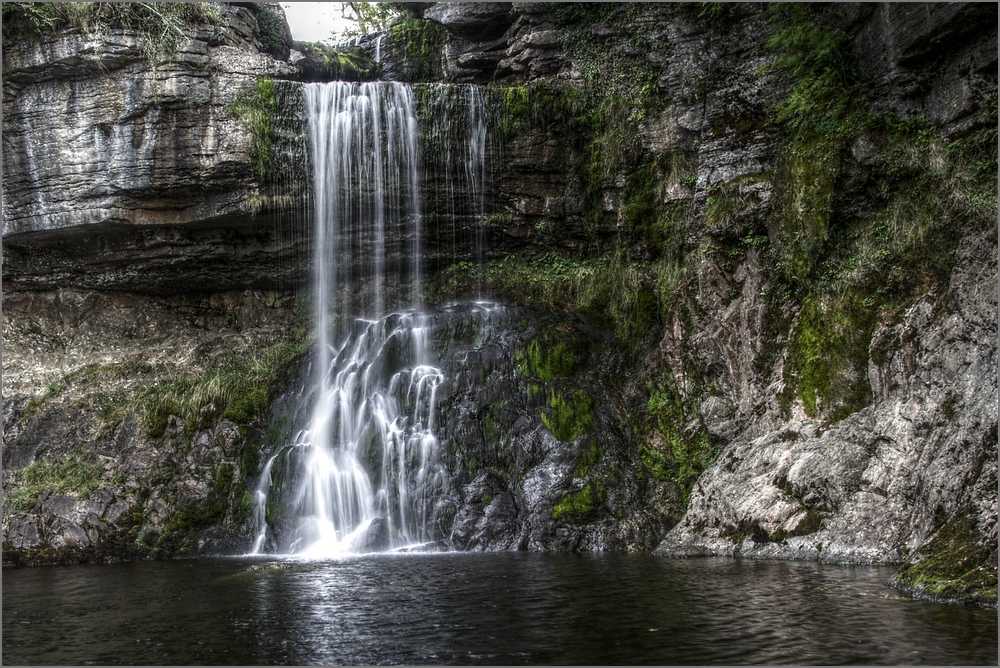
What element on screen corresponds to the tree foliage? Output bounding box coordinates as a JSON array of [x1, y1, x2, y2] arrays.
[[338, 2, 398, 39]]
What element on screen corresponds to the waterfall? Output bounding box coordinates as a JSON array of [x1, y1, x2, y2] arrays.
[[250, 81, 489, 556]]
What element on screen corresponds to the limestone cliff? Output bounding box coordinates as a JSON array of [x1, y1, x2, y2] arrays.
[[2, 1, 996, 605]]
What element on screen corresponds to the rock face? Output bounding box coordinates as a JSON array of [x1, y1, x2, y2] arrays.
[[2, 288, 301, 564], [0, 3, 373, 293], [2, 1, 997, 605], [655, 230, 999, 607], [429, 305, 682, 552]]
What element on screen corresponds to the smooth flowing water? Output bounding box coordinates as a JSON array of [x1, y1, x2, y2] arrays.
[[3, 554, 996, 665], [251, 82, 490, 556]]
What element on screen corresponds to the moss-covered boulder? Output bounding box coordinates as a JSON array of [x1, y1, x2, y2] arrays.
[[291, 41, 380, 82]]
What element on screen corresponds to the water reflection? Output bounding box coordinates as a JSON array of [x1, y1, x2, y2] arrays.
[[3, 554, 996, 665]]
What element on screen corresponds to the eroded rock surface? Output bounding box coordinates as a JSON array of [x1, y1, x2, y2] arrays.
[[655, 231, 997, 569]]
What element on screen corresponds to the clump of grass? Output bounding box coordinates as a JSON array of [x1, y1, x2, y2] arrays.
[[21, 380, 68, 421], [4, 450, 113, 513], [462, 250, 663, 354], [100, 336, 310, 438], [2, 2, 222, 59]]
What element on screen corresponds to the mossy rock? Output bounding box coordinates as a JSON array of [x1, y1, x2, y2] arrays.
[[891, 509, 998, 607], [552, 480, 606, 524], [292, 41, 380, 82]]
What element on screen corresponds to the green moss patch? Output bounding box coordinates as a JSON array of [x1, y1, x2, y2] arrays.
[[892, 509, 998, 606], [516, 337, 575, 381], [646, 378, 721, 502], [390, 18, 445, 81], [541, 389, 594, 443], [552, 480, 606, 523], [785, 292, 874, 420]]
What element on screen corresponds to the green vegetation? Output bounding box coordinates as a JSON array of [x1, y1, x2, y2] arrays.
[[4, 450, 114, 513], [444, 251, 670, 354], [761, 4, 996, 421], [892, 509, 998, 606], [785, 293, 875, 420], [255, 5, 286, 54], [764, 3, 865, 282], [1, 2, 221, 59], [646, 379, 721, 502], [294, 41, 380, 81], [227, 78, 277, 182], [21, 380, 69, 421], [540, 389, 594, 443], [638, 440, 672, 481], [552, 480, 606, 523], [390, 18, 445, 80], [515, 337, 575, 381], [553, 3, 661, 104], [100, 335, 310, 438]]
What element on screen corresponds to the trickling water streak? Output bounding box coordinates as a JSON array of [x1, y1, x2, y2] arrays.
[[419, 85, 489, 295]]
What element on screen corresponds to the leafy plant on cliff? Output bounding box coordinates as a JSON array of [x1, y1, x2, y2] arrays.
[[646, 379, 721, 503], [759, 4, 999, 422], [553, 2, 661, 105], [227, 78, 277, 182], [783, 292, 875, 420]]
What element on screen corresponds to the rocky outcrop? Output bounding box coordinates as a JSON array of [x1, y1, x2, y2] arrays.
[[0, 3, 372, 293], [2, 288, 301, 564], [433, 306, 682, 551], [656, 230, 997, 560]]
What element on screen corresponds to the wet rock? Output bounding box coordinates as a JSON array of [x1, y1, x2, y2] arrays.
[[449, 473, 520, 550], [362, 517, 390, 552]]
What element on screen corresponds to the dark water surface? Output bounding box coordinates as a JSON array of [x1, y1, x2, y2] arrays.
[[3, 553, 996, 665]]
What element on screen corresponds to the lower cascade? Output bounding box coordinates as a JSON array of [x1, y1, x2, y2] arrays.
[[252, 310, 450, 555], [250, 80, 488, 556]]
